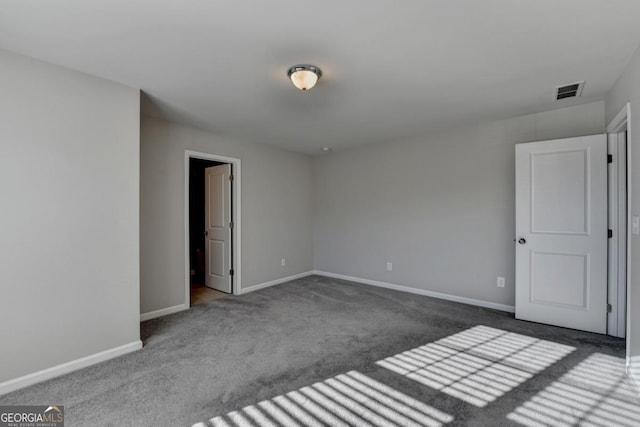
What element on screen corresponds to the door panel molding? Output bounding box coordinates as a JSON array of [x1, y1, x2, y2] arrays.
[[529, 148, 590, 235], [208, 239, 226, 278], [529, 250, 589, 310]]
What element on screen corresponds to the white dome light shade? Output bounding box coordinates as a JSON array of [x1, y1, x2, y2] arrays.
[[287, 65, 322, 91], [290, 70, 318, 90]]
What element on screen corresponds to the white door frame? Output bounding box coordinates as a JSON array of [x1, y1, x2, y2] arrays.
[[606, 102, 631, 341], [184, 150, 242, 307]]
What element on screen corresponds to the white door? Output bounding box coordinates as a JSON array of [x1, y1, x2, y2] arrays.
[[515, 135, 607, 334], [205, 164, 232, 293]]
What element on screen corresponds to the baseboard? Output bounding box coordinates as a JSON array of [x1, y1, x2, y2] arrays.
[[142, 273, 315, 319], [312, 270, 515, 313], [140, 304, 188, 321], [0, 340, 142, 396], [240, 271, 314, 294], [629, 356, 640, 395]]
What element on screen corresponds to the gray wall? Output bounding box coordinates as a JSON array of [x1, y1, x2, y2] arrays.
[[140, 117, 313, 314], [313, 101, 605, 307], [606, 44, 640, 363], [0, 50, 140, 383]]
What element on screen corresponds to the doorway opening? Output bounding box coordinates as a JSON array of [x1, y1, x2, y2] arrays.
[[189, 157, 226, 305], [607, 102, 631, 340], [184, 151, 242, 308]]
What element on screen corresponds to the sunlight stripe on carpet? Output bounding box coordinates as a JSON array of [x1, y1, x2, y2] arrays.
[[376, 325, 575, 408], [197, 371, 453, 427]]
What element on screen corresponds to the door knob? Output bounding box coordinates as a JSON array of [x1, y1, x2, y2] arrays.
[[204, 230, 208, 237], [518, 238, 526, 245]]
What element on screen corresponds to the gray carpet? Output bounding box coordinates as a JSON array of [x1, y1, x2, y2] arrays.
[[1, 275, 637, 426]]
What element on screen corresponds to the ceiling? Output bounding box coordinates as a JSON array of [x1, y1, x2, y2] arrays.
[[2, 1, 640, 154]]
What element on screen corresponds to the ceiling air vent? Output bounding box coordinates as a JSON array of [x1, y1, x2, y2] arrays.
[[555, 81, 585, 100]]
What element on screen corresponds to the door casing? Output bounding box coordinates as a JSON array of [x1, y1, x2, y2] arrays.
[[607, 130, 627, 338], [606, 102, 632, 343], [184, 150, 242, 307]]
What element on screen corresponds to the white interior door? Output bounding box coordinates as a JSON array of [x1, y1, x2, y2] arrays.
[[205, 164, 232, 293], [515, 135, 607, 334]]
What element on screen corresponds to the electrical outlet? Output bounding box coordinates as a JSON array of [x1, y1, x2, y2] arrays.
[[497, 277, 505, 288], [633, 216, 640, 235], [386, 262, 393, 271], [281, 258, 286, 266]]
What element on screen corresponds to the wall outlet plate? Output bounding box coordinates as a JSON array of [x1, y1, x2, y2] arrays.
[[386, 262, 393, 271], [497, 277, 506, 288], [281, 258, 286, 266]]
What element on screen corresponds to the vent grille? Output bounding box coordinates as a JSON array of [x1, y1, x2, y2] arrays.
[[555, 81, 585, 100]]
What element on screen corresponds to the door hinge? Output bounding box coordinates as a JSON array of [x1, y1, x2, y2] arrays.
[[608, 154, 613, 164], [229, 174, 234, 181], [230, 269, 234, 276], [229, 222, 233, 229], [608, 229, 613, 238], [607, 303, 612, 313]]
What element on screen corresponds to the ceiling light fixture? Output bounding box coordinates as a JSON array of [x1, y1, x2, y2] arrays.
[[287, 65, 322, 91]]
